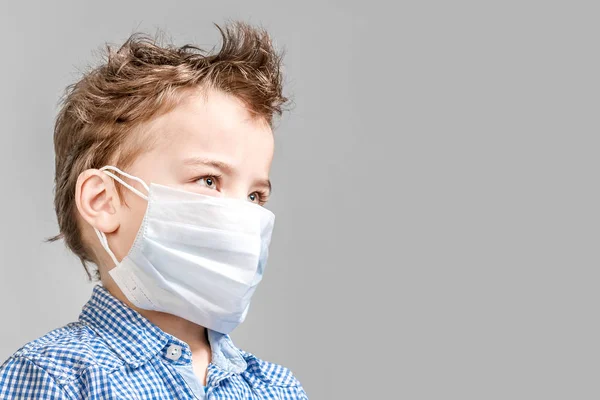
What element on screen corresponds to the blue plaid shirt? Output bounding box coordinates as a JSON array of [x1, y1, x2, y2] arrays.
[[0, 285, 307, 399]]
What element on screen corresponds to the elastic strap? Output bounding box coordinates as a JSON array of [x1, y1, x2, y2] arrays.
[[100, 166, 149, 201], [94, 228, 119, 267], [94, 165, 150, 266]]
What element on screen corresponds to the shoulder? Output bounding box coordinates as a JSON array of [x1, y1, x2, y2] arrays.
[[0, 356, 72, 399], [240, 350, 308, 397], [1, 322, 124, 386]]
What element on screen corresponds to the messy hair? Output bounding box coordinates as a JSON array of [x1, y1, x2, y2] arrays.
[[50, 21, 288, 279]]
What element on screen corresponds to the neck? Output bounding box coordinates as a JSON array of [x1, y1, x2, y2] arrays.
[[142, 310, 210, 351], [102, 279, 211, 352]]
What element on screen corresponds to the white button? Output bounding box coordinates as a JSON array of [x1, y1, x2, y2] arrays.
[[166, 344, 182, 361]]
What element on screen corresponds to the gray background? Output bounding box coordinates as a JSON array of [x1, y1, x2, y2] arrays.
[[0, 1, 597, 399]]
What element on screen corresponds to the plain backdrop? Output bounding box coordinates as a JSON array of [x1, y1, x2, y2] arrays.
[[0, 1, 598, 399]]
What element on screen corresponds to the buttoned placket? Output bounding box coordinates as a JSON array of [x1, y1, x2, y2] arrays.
[[161, 339, 241, 400], [161, 339, 202, 399]]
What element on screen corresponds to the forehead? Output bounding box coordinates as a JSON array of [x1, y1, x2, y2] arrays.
[[144, 88, 275, 169]]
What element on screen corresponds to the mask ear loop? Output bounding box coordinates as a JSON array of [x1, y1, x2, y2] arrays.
[[94, 228, 119, 267], [93, 166, 150, 267], [99, 166, 149, 201]]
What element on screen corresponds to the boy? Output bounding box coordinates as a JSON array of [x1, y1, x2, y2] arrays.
[[0, 21, 307, 399]]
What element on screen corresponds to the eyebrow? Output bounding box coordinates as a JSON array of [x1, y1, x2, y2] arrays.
[[254, 178, 272, 196], [183, 157, 235, 174], [183, 156, 272, 195]]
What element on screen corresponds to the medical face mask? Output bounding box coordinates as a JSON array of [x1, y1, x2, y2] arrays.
[[93, 166, 275, 334]]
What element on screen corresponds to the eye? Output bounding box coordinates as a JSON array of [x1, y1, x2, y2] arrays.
[[248, 191, 268, 205], [195, 176, 218, 190]]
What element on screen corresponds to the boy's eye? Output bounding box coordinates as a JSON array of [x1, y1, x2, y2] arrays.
[[196, 176, 218, 190], [248, 192, 267, 205]]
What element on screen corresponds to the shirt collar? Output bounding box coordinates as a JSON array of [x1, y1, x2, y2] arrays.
[[79, 285, 247, 374]]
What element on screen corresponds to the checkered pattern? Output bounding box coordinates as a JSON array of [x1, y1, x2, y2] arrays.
[[0, 285, 308, 399]]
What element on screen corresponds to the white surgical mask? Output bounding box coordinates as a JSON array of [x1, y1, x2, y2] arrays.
[[93, 166, 275, 334]]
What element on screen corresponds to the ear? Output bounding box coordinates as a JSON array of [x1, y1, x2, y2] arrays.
[[75, 169, 121, 234]]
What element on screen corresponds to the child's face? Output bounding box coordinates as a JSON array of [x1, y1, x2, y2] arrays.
[[98, 89, 275, 267]]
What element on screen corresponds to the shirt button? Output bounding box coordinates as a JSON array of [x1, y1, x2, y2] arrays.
[[165, 344, 182, 361]]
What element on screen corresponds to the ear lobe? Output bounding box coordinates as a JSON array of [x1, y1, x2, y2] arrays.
[[75, 169, 121, 234]]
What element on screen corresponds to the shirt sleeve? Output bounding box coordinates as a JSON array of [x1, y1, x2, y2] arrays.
[[0, 356, 71, 400]]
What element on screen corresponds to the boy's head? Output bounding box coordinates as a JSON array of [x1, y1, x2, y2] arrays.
[[51, 22, 287, 281]]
